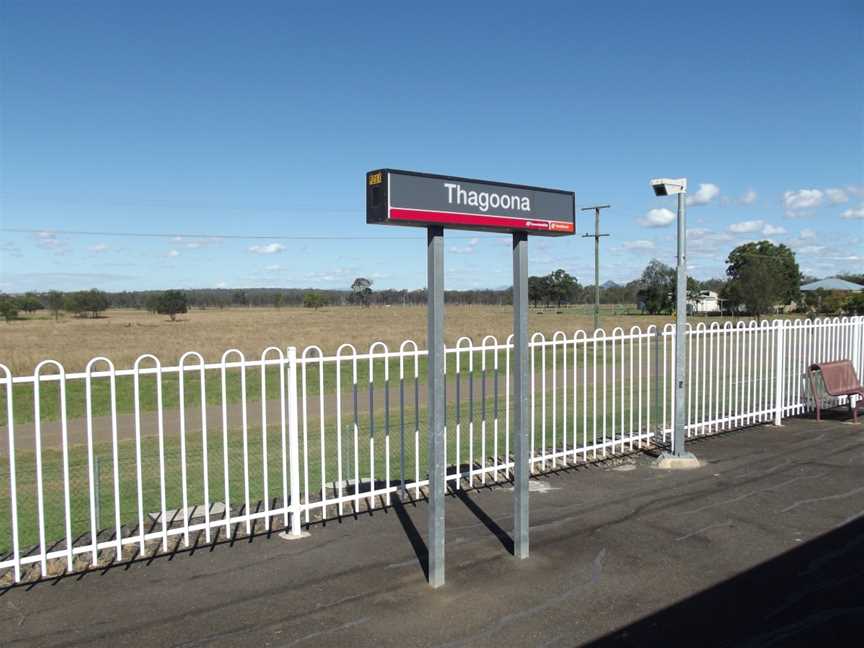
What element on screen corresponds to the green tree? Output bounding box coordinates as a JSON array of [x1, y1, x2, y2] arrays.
[[143, 293, 161, 314], [350, 277, 373, 307], [843, 293, 864, 315], [546, 269, 580, 308], [820, 290, 848, 315], [65, 289, 110, 318], [303, 292, 326, 310], [0, 295, 18, 323], [156, 290, 189, 321], [636, 260, 675, 314], [15, 292, 43, 314], [45, 290, 65, 321], [725, 241, 800, 318], [528, 276, 550, 308], [273, 293, 284, 309]]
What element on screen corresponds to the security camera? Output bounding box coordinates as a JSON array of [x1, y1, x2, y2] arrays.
[[650, 178, 687, 196]]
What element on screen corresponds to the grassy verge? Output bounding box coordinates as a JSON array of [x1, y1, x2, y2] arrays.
[[1, 340, 664, 425]]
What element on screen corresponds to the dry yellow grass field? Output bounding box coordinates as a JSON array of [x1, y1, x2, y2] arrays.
[[0, 305, 784, 374]]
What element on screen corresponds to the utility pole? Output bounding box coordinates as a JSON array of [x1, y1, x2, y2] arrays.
[[581, 205, 611, 332]]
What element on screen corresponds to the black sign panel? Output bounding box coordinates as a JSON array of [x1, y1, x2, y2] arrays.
[[367, 169, 575, 236]]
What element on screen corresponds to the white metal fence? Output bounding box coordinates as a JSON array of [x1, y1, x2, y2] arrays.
[[1, 316, 862, 583]]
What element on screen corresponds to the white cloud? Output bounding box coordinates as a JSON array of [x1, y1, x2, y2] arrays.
[[265, 264, 282, 271], [88, 243, 110, 253], [215, 281, 227, 288], [784, 189, 823, 210], [1, 241, 22, 257], [848, 185, 864, 198], [686, 183, 720, 207], [795, 244, 827, 255], [167, 249, 180, 257], [729, 220, 787, 236], [825, 188, 849, 204], [449, 237, 479, 254], [841, 205, 864, 220], [248, 242, 285, 255], [622, 240, 655, 250], [739, 189, 757, 205], [729, 220, 764, 234], [33, 230, 71, 255], [761, 224, 786, 235], [638, 208, 675, 228], [800, 228, 816, 239]]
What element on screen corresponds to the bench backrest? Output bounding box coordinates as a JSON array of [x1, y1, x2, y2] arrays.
[[809, 360, 862, 396]]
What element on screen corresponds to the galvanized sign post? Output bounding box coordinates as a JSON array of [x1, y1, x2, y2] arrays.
[[367, 169, 575, 587]]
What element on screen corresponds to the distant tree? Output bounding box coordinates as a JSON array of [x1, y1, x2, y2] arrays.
[[65, 289, 110, 318], [45, 290, 65, 321], [843, 293, 864, 315], [64, 293, 88, 318], [0, 295, 18, 323], [156, 290, 189, 321], [725, 241, 800, 318], [86, 289, 110, 318], [820, 290, 849, 315], [636, 260, 675, 314], [546, 269, 580, 308], [273, 293, 284, 309], [143, 293, 161, 314], [15, 292, 43, 314], [350, 277, 373, 307], [303, 292, 326, 310], [231, 290, 248, 306], [528, 276, 550, 308]]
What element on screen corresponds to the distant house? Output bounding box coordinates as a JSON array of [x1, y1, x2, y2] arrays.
[[800, 277, 864, 292], [687, 290, 723, 314]]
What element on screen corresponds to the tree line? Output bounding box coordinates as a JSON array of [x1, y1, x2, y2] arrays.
[[2, 240, 862, 322]]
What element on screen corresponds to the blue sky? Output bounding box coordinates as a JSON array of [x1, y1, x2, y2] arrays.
[[1, 0, 862, 293]]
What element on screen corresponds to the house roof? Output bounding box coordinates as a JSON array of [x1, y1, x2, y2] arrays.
[[800, 277, 864, 292]]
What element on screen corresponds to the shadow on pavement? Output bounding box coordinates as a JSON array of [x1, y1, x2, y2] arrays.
[[390, 495, 428, 580], [454, 488, 514, 555], [585, 515, 864, 647]]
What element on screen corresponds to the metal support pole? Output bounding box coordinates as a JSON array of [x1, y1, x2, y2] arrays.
[[672, 192, 693, 459], [512, 231, 529, 559], [427, 226, 446, 587]]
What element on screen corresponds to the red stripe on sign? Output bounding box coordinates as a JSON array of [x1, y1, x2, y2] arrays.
[[389, 208, 574, 233]]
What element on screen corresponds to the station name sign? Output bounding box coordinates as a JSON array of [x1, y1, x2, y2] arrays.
[[367, 169, 575, 236]]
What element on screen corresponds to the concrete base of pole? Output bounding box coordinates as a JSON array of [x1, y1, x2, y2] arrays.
[[654, 451, 702, 470], [278, 530, 311, 541]]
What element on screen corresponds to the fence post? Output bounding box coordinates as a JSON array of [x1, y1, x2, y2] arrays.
[[773, 321, 785, 426], [654, 328, 661, 442], [95, 456, 102, 533], [286, 346, 302, 537], [853, 317, 863, 379]]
